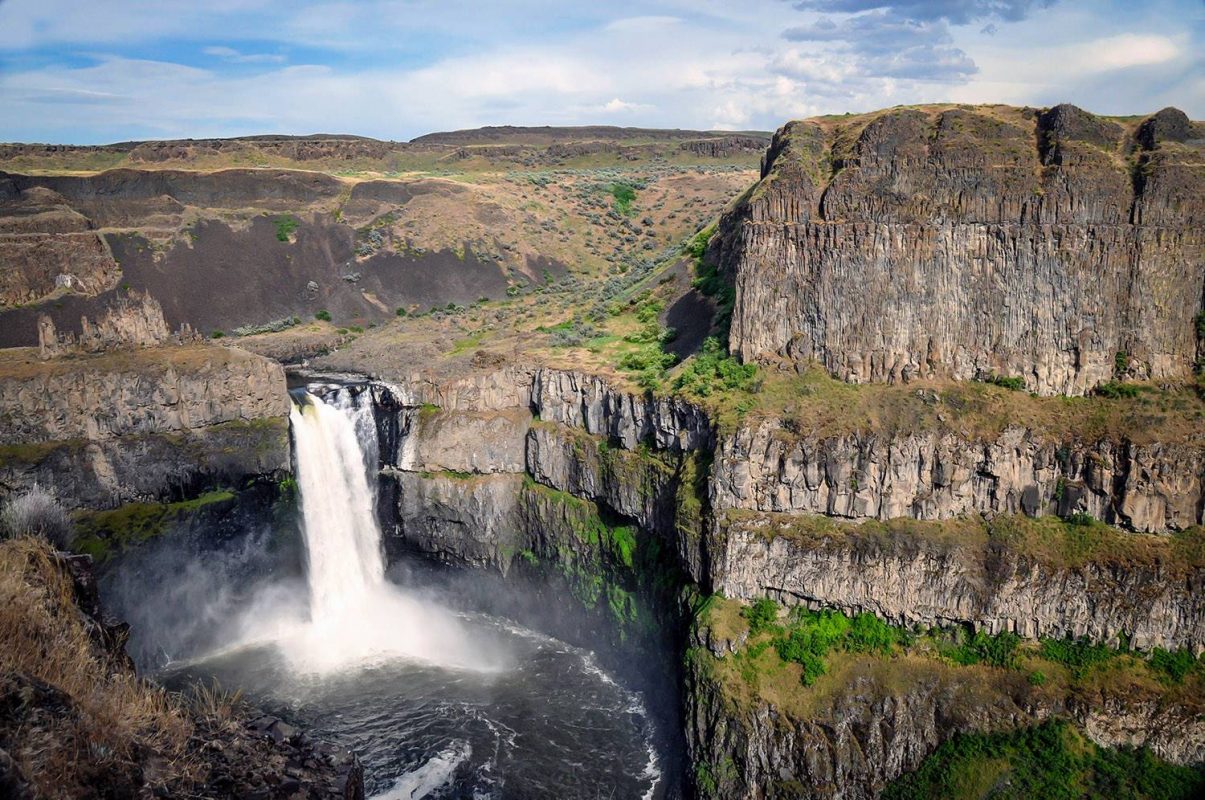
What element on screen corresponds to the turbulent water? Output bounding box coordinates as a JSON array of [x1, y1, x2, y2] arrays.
[[173, 385, 662, 799]]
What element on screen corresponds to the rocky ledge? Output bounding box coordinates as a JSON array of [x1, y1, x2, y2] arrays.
[[0, 343, 290, 507]]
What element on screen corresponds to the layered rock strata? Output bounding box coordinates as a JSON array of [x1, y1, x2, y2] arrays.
[[713, 422, 1204, 533], [716, 104, 1205, 395], [714, 512, 1205, 652], [0, 344, 289, 506]]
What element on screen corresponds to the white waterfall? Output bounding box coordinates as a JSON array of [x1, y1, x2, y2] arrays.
[[289, 390, 385, 622], [236, 385, 506, 676]]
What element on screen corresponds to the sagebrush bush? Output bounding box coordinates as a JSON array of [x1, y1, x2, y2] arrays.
[[1, 485, 73, 549]]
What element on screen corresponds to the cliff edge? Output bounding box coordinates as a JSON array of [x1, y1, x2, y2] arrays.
[[716, 104, 1204, 395]]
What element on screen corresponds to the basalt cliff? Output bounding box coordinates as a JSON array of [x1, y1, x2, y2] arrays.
[[714, 104, 1204, 396], [1, 108, 1203, 799]]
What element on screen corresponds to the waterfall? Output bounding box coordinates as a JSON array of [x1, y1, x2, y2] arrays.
[[238, 384, 506, 676], [289, 389, 385, 622]]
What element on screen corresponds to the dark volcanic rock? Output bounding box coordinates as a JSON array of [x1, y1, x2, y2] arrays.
[[716, 104, 1205, 395]]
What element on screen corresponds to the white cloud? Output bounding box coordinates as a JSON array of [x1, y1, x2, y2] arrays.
[[0, 0, 1199, 143], [599, 98, 652, 112], [203, 45, 285, 64]]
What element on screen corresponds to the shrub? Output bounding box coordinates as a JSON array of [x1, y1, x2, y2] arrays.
[[1114, 351, 1129, 376], [685, 224, 716, 260], [274, 215, 299, 242], [610, 182, 637, 214], [846, 612, 904, 654], [0, 485, 73, 549], [774, 610, 851, 686], [674, 337, 758, 397], [315, 310, 332, 322], [1149, 648, 1200, 684], [950, 629, 1021, 669], [210, 330, 224, 339], [396, 307, 407, 317], [1095, 381, 1143, 399], [979, 373, 1026, 391], [1039, 636, 1116, 676], [742, 598, 779, 636]]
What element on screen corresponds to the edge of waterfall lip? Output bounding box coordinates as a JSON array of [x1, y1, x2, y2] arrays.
[[286, 366, 375, 390]]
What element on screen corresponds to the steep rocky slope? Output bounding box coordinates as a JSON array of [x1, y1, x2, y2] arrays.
[[715, 104, 1204, 395], [318, 348, 1203, 798], [0, 536, 362, 799]]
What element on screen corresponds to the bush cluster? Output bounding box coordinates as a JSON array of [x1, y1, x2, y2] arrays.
[[673, 337, 758, 397], [0, 485, 73, 549]]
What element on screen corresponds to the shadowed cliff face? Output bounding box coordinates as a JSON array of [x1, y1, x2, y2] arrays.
[[717, 104, 1205, 396]]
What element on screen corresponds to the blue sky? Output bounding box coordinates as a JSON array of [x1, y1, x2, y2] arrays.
[[0, 0, 1201, 143]]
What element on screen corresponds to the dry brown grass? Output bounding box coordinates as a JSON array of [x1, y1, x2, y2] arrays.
[[0, 536, 195, 797]]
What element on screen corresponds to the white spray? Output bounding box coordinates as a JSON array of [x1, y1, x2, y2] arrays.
[[234, 387, 507, 676]]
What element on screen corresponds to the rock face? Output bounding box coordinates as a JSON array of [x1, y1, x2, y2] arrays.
[[343, 359, 1205, 799], [714, 515, 1205, 652], [713, 422, 1204, 534], [716, 105, 1205, 395], [686, 646, 1205, 800], [0, 344, 289, 506]]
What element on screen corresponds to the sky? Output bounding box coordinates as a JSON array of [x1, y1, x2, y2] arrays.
[[0, 0, 1201, 144]]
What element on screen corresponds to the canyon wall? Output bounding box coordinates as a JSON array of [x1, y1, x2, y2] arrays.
[[686, 638, 1205, 800], [0, 344, 289, 507], [352, 364, 1204, 652], [714, 422, 1204, 533], [715, 105, 1205, 395], [714, 513, 1205, 652], [346, 357, 1204, 799]]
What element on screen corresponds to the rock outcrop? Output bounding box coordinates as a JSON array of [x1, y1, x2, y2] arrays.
[[713, 422, 1204, 533], [0, 344, 289, 506], [686, 644, 1205, 800], [713, 513, 1205, 652], [716, 105, 1205, 395]]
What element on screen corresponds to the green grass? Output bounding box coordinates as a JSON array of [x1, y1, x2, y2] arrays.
[[72, 490, 236, 562], [732, 600, 909, 687], [883, 720, 1205, 800]]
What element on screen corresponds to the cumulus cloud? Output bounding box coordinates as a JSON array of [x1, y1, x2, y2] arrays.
[[783, 10, 977, 81], [781, 0, 1064, 86]]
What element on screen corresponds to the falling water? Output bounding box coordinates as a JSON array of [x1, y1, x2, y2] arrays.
[[231, 386, 504, 675], [161, 383, 664, 797], [289, 390, 385, 621]]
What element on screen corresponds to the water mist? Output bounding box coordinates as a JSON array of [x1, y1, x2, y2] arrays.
[[235, 389, 507, 675]]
